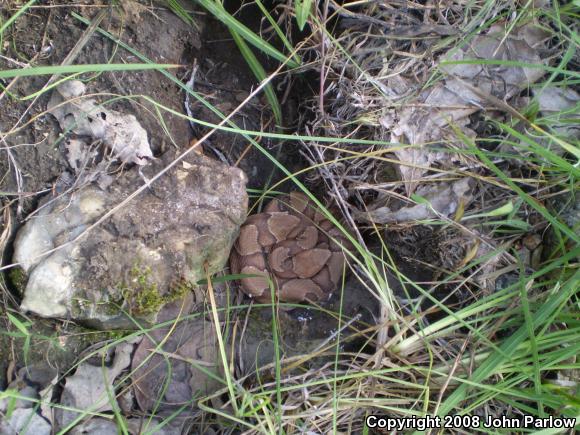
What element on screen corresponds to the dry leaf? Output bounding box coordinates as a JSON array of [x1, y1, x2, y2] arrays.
[[0, 409, 51, 435], [69, 418, 118, 435], [356, 178, 474, 224], [56, 343, 133, 429], [48, 80, 153, 166], [535, 87, 580, 143], [381, 23, 549, 194]]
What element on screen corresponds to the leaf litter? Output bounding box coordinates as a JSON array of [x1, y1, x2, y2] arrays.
[[356, 177, 474, 224], [131, 319, 223, 413], [532, 86, 580, 148], [55, 342, 133, 429], [0, 319, 225, 433], [380, 23, 550, 197], [0, 364, 57, 435], [48, 80, 153, 166], [351, 22, 565, 291], [302, 16, 572, 298]]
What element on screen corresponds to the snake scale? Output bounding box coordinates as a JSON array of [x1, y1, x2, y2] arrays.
[[230, 192, 352, 303]]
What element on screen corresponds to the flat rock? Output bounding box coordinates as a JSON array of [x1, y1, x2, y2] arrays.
[[12, 152, 248, 329]]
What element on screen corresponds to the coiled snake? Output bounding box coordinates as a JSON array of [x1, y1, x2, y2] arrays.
[[230, 192, 351, 303]]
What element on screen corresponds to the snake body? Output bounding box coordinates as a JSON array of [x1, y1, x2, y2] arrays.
[[230, 192, 351, 303]]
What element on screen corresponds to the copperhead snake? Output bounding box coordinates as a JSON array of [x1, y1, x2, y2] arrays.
[[230, 192, 352, 303]]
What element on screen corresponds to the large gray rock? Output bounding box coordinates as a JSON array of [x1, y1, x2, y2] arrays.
[[13, 152, 247, 329]]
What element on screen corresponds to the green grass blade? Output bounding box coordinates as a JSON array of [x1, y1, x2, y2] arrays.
[[191, 0, 300, 68], [518, 264, 544, 417], [295, 0, 313, 31], [0, 0, 37, 35], [230, 29, 282, 126], [457, 128, 579, 244], [0, 63, 180, 79], [254, 0, 300, 65], [437, 270, 579, 416], [165, 0, 200, 30]]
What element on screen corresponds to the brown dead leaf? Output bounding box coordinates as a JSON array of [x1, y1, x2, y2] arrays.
[[535, 87, 580, 144]]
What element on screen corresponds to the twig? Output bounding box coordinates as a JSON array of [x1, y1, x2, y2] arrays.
[[312, 313, 362, 353]]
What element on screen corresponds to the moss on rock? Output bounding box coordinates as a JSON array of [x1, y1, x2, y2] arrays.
[[8, 267, 27, 294], [120, 265, 195, 317]]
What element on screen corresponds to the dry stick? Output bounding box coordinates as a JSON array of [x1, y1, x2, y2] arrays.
[[11, 4, 110, 10], [318, 0, 329, 117]]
